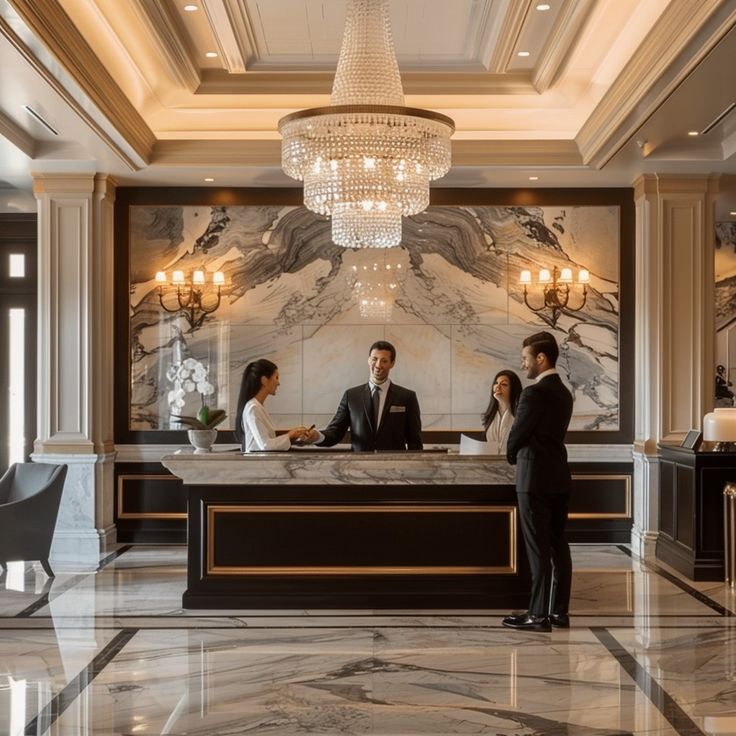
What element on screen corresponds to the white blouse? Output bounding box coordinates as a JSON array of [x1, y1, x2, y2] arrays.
[[485, 409, 514, 455], [242, 398, 292, 452]]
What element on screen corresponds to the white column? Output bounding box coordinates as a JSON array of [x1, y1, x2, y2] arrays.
[[32, 173, 117, 569], [632, 173, 718, 560]]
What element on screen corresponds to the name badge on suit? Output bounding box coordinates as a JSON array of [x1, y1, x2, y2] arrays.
[[390, 405, 406, 413]]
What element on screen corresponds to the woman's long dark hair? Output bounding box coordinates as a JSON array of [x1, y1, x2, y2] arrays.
[[481, 370, 523, 430], [234, 359, 278, 444]]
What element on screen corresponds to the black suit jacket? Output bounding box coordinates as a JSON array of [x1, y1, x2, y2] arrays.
[[318, 382, 423, 452], [506, 373, 573, 495]]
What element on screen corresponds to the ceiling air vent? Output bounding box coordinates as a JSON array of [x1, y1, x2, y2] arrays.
[[700, 102, 735, 135], [23, 105, 59, 136]]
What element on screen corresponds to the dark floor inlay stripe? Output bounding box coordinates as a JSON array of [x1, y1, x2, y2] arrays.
[[617, 546, 732, 616], [23, 628, 137, 735], [97, 544, 133, 571], [592, 627, 706, 736]]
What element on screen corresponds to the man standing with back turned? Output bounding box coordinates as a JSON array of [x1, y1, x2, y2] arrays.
[[502, 331, 573, 632]]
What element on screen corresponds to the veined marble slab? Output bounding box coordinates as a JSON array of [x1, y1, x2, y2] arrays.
[[160, 449, 516, 486]]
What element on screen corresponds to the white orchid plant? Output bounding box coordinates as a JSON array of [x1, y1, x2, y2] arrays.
[[166, 358, 227, 430]]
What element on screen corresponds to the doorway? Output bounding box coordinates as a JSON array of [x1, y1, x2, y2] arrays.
[[0, 215, 37, 473]]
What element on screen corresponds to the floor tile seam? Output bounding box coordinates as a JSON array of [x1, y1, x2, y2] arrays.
[[591, 626, 707, 736], [22, 627, 138, 735], [617, 545, 734, 616]]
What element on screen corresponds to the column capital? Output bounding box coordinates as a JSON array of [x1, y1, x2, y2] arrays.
[[32, 172, 96, 195]]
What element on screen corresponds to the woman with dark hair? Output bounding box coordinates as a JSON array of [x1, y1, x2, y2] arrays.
[[235, 359, 309, 452], [482, 369, 523, 455]]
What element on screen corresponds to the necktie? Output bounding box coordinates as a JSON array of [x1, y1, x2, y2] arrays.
[[372, 386, 381, 430]]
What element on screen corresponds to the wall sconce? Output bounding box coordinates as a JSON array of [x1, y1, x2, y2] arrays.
[[519, 265, 589, 326], [155, 269, 225, 330]]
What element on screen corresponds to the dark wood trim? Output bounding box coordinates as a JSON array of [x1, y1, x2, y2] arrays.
[[114, 187, 635, 446]]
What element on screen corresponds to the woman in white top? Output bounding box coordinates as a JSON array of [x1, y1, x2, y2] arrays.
[[482, 369, 523, 455], [235, 359, 309, 452]]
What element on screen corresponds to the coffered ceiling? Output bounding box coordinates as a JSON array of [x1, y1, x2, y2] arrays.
[[0, 0, 734, 214]]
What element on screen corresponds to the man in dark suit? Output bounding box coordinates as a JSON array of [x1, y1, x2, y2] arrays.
[[309, 340, 423, 452], [503, 331, 573, 632]]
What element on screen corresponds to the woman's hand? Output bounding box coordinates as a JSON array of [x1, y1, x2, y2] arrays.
[[287, 426, 307, 441]]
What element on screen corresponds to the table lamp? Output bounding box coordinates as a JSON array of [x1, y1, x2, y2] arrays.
[[703, 408, 736, 451]]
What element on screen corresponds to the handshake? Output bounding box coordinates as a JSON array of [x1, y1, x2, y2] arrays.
[[287, 424, 320, 444]]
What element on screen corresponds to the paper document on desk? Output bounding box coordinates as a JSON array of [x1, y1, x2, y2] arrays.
[[459, 434, 494, 455]]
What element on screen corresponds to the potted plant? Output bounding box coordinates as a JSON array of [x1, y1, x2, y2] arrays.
[[166, 358, 227, 452]]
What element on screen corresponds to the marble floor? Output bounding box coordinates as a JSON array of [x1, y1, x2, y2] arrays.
[[0, 545, 735, 735]]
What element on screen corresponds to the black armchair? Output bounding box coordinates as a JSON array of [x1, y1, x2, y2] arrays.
[[0, 463, 67, 577]]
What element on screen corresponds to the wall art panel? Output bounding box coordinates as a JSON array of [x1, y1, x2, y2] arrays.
[[128, 203, 622, 434]]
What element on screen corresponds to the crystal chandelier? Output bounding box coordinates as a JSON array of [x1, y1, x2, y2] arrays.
[[278, 0, 454, 249]]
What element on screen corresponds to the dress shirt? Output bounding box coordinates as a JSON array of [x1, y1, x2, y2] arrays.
[[535, 368, 558, 382], [242, 398, 291, 452], [485, 409, 514, 455]]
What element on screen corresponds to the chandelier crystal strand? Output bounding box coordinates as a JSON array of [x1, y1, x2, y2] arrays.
[[278, 0, 454, 248]]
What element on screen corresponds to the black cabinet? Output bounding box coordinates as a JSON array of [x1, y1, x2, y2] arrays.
[[657, 444, 732, 580]]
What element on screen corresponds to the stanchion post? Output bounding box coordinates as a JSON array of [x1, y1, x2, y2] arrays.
[[725, 483, 736, 588]]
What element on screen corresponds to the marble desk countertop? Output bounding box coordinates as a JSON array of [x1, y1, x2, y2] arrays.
[[160, 448, 516, 486]]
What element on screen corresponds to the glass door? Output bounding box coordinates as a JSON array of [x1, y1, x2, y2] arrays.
[[0, 215, 37, 474]]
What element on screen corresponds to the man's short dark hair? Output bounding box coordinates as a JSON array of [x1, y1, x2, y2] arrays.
[[522, 331, 559, 366], [369, 340, 396, 362]]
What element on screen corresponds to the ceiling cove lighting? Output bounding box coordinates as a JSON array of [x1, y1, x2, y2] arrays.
[[278, 0, 454, 248]]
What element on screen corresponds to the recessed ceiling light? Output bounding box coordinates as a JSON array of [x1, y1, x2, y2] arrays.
[[205, 51, 218, 58], [731, 211, 736, 216], [529, 176, 539, 181], [517, 51, 531, 57], [183, 4, 198, 11], [688, 131, 699, 136], [204, 178, 214, 182], [536, 3, 551, 9]]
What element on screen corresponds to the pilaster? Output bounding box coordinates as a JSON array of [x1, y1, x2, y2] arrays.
[[631, 173, 719, 560], [32, 172, 117, 569]]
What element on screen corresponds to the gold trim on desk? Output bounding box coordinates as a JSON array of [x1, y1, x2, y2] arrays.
[[569, 474, 632, 519], [117, 474, 186, 520], [206, 504, 517, 576]]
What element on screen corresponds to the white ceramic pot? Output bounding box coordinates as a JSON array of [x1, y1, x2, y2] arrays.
[[187, 429, 217, 454]]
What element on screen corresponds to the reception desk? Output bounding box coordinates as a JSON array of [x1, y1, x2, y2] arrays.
[[161, 449, 530, 609]]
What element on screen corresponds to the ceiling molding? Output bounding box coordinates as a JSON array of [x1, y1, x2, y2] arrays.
[[131, 0, 201, 92], [196, 69, 537, 96], [473, 0, 510, 72], [488, 0, 533, 73], [202, 0, 257, 74], [0, 13, 147, 172], [452, 139, 583, 166], [0, 110, 36, 158], [577, 0, 736, 169], [150, 138, 582, 169], [152, 139, 282, 166], [532, 0, 596, 93], [5, 0, 155, 165]]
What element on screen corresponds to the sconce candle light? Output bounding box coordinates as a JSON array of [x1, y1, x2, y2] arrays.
[[520, 265, 589, 326], [155, 269, 225, 330]]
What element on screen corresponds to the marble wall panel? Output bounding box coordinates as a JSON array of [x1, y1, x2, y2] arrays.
[[129, 204, 621, 432]]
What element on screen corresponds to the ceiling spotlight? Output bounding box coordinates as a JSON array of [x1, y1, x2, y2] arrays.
[[536, 3, 551, 9], [183, 4, 198, 11], [731, 211, 736, 216], [205, 52, 218, 58], [688, 131, 699, 136], [517, 51, 531, 57], [204, 178, 214, 182], [529, 176, 539, 181]]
